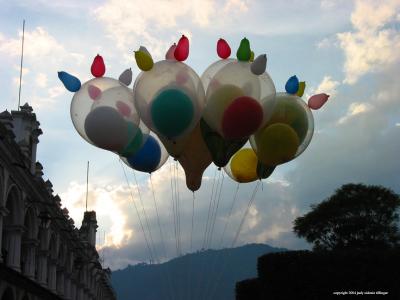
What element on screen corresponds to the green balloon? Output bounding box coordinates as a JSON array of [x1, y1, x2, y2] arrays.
[[151, 88, 194, 139], [200, 119, 247, 168], [120, 127, 143, 157], [236, 38, 251, 62], [256, 163, 275, 179]]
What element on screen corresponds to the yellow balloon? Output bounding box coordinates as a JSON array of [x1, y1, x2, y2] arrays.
[[135, 51, 154, 71], [230, 148, 258, 183], [203, 84, 244, 133], [250, 51, 255, 62], [256, 123, 300, 166], [296, 81, 306, 97]]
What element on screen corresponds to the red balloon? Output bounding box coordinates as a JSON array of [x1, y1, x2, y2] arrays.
[[222, 96, 263, 139], [174, 35, 189, 61], [217, 38, 231, 59], [91, 54, 106, 77]]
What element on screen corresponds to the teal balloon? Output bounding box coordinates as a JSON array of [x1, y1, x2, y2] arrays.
[[200, 119, 247, 168], [58, 71, 81, 92], [119, 124, 143, 157], [126, 135, 161, 173], [285, 75, 299, 94], [151, 88, 194, 139]]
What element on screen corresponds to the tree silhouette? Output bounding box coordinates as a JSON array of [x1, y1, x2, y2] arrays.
[[293, 183, 400, 251]]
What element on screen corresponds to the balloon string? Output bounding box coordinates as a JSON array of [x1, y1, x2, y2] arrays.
[[119, 159, 154, 264], [199, 170, 224, 300], [191, 192, 195, 250], [208, 181, 261, 300], [231, 180, 260, 247], [175, 161, 182, 255], [207, 171, 225, 249], [195, 167, 218, 300], [202, 172, 226, 300], [150, 174, 174, 300], [132, 169, 158, 263], [218, 182, 240, 248], [169, 159, 179, 256], [202, 168, 218, 249], [203, 182, 240, 300]]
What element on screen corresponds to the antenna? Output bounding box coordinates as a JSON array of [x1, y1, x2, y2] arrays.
[[86, 161, 89, 211], [102, 230, 106, 266], [18, 19, 25, 111]]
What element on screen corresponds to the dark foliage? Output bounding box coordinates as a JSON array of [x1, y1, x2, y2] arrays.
[[293, 183, 400, 251], [236, 249, 400, 300]]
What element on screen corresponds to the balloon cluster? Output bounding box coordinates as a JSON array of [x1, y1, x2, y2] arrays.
[[59, 36, 330, 191]]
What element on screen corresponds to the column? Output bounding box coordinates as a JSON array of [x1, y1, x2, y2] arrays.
[[22, 238, 38, 279], [36, 226, 50, 286], [4, 224, 24, 271], [56, 266, 65, 297], [36, 250, 49, 286], [48, 258, 58, 293], [0, 206, 9, 263], [64, 273, 72, 300], [70, 278, 77, 300]]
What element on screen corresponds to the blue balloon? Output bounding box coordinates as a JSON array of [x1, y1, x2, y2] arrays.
[[285, 75, 299, 94], [58, 71, 81, 92], [126, 135, 161, 173]]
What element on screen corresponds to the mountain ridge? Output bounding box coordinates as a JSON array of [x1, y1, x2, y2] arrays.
[[112, 243, 287, 300]]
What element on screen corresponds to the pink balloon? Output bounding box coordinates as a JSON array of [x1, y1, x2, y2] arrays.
[[88, 85, 102, 100], [217, 38, 231, 59], [176, 69, 189, 85], [174, 35, 189, 61], [308, 93, 330, 110], [116, 101, 131, 117], [165, 43, 177, 60]]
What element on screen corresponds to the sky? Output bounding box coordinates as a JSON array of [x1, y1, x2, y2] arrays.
[[0, 0, 399, 270]]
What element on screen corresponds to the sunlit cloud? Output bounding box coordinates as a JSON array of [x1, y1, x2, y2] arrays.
[[337, 0, 400, 84]]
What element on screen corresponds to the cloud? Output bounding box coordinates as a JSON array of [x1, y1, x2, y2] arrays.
[[337, 0, 400, 84], [314, 76, 340, 96], [0, 27, 86, 110], [35, 73, 48, 88], [60, 181, 133, 248], [338, 102, 373, 124], [93, 0, 249, 60]]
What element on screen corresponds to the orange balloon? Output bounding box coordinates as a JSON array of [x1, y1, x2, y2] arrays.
[[177, 122, 212, 191]]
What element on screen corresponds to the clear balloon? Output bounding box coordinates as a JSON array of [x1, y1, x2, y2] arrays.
[[250, 92, 314, 166], [201, 59, 276, 140], [71, 77, 148, 153], [134, 60, 205, 141]]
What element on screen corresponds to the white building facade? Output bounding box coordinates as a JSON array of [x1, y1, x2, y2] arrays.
[[0, 104, 116, 300]]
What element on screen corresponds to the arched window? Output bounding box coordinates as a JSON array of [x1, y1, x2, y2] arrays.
[[21, 207, 38, 278], [2, 185, 23, 269]]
